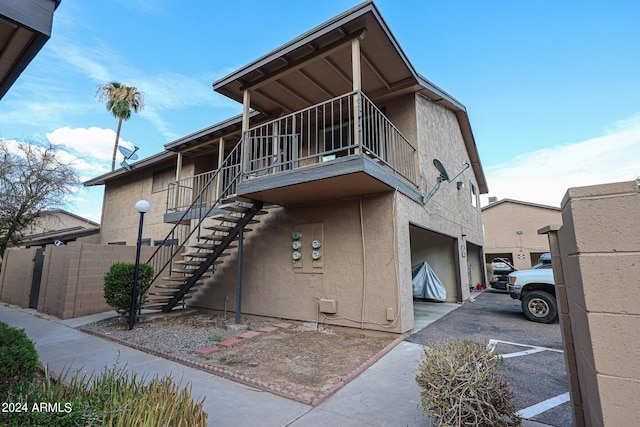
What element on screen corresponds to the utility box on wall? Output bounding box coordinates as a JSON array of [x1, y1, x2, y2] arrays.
[[319, 298, 337, 314], [292, 223, 324, 273]]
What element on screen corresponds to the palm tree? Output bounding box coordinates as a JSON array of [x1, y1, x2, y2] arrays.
[[97, 82, 145, 171]]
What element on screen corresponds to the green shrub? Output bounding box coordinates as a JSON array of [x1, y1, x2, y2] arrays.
[[0, 321, 39, 394], [103, 262, 154, 320], [415, 339, 521, 427], [2, 363, 207, 426]]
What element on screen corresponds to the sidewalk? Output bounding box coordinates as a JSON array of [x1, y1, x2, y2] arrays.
[[0, 303, 551, 426]]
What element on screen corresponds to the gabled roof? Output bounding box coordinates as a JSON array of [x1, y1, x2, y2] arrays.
[[481, 198, 561, 212], [40, 209, 99, 226], [213, 0, 487, 193]]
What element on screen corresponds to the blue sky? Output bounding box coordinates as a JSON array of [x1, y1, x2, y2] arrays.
[[1, 0, 639, 222]]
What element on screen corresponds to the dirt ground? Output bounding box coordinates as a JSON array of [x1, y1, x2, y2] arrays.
[[81, 312, 397, 404]]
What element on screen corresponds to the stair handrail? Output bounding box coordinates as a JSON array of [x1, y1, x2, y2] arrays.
[[145, 141, 243, 285]]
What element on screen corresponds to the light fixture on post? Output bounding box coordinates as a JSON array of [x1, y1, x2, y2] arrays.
[[129, 199, 150, 330]]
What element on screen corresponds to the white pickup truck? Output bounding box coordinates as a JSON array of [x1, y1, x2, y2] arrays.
[[507, 253, 557, 323]]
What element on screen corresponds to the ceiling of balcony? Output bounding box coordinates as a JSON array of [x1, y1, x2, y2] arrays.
[[0, 0, 59, 100]]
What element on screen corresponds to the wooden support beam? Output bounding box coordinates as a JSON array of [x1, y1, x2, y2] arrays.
[[361, 51, 390, 90], [352, 37, 362, 153], [298, 69, 335, 98], [240, 28, 366, 92], [324, 56, 352, 85], [273, 79, 314, 105], [254, 88, 294, 112]]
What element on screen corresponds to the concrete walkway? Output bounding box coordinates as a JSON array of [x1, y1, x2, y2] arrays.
[[0, 302, 551, 426]]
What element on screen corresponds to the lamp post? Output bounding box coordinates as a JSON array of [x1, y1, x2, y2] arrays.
[[129, 200, 150, 330]]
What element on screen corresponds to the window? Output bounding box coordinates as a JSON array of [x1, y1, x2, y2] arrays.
[[470, 181, 479, 209], [152, 167, 175, 193], [154, 238, 178, 246], [108, 241, 126, 245], [141, 238, 151, 246]]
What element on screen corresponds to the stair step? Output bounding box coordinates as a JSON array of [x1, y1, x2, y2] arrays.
[[161, 275, 210, 282], [199, 233, 243, 242], [174, 260, 223, 266], [211, 214, 259, 224], [147, 295, 193, 304], [218, 203, 251, 213], [203, 224, 232, 232], [202, 224, 254, 233], [170, 268, 200, 274], [181, 251, 232, 258], [154, 282, 205, 289], [149, 289, 198, 296], [223, 194, 254, 203], [190, 243, 218, 250]]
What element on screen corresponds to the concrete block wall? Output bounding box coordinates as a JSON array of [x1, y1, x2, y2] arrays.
[[1, 243, 153, 320], [0, 247, 38, 307], [552, 181, 640, 427]]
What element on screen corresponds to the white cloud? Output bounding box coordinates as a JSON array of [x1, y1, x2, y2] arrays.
[[482, 112, 640, 207], [46, 126, 134, 162]]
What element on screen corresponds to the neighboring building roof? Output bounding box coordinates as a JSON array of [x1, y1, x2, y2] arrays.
[[481, 198, 561, 212], [0, 0, 60, 99], [21, 226, 100, 247], [18, 208, 100, 247], [83, 150, 177, 186], [40, 209, 99, 226]]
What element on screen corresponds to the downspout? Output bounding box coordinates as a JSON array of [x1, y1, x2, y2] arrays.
[[359, 197, 366, 329]]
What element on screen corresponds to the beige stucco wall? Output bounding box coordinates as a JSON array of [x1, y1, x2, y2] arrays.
[[99, 158, 185, 245], [191, 194, 405, 332], [483, 201, 561, 269], [547, 180, 640, 427], [395, 94, 485, 304], [187, 94, 484, 333]]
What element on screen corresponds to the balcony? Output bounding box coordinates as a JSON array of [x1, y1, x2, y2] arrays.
[[238, 91, 419, 206], [165, 91, 420, 217]]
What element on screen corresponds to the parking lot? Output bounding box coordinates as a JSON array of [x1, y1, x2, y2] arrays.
[[407, 290, 572, 427]]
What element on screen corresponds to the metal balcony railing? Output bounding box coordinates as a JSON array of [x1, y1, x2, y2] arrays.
[[164, 91, 417, 215], [242, 90, 417, 186]]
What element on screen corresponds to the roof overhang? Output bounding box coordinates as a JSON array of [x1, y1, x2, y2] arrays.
[[0, 0, 60, 99], [83, 150, 177, 186], [213, 0, 488, 193]]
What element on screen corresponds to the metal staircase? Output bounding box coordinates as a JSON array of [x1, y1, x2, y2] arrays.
[[143, 142, 266, 313]]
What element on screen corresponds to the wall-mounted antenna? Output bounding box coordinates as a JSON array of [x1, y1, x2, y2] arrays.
[[118, 146, 139, 171], [424, 159, 470, 204]]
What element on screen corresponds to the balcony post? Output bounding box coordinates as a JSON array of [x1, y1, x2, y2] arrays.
[[272, 122, 279, 172], [216, 137, 225, 199], [174, 152, 183, 211], [351, 37, 362, 154], [242, 89, 251, 177]]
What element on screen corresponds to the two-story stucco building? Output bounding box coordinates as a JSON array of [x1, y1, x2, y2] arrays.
[[85, 1, 489, 334]]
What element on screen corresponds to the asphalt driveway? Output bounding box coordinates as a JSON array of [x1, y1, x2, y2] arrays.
[[407, 290, 572, 427]]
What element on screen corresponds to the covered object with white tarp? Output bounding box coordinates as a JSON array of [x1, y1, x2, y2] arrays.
[[412, 262, 447, 302]]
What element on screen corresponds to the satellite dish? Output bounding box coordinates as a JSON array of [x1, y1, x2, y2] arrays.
[[433, 159, 450, 182], [118, 145, 139, 160], [424, 159, 471, 204]]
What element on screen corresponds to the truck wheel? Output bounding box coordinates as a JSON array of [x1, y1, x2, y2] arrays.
[[522, 291, 558, 323]]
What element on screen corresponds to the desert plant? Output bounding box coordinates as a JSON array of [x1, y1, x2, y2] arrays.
[[2, 362, 207, 426], [103, 262, 154, 320], [415, 339, 521, 426], [0, 321, 39, 394]]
